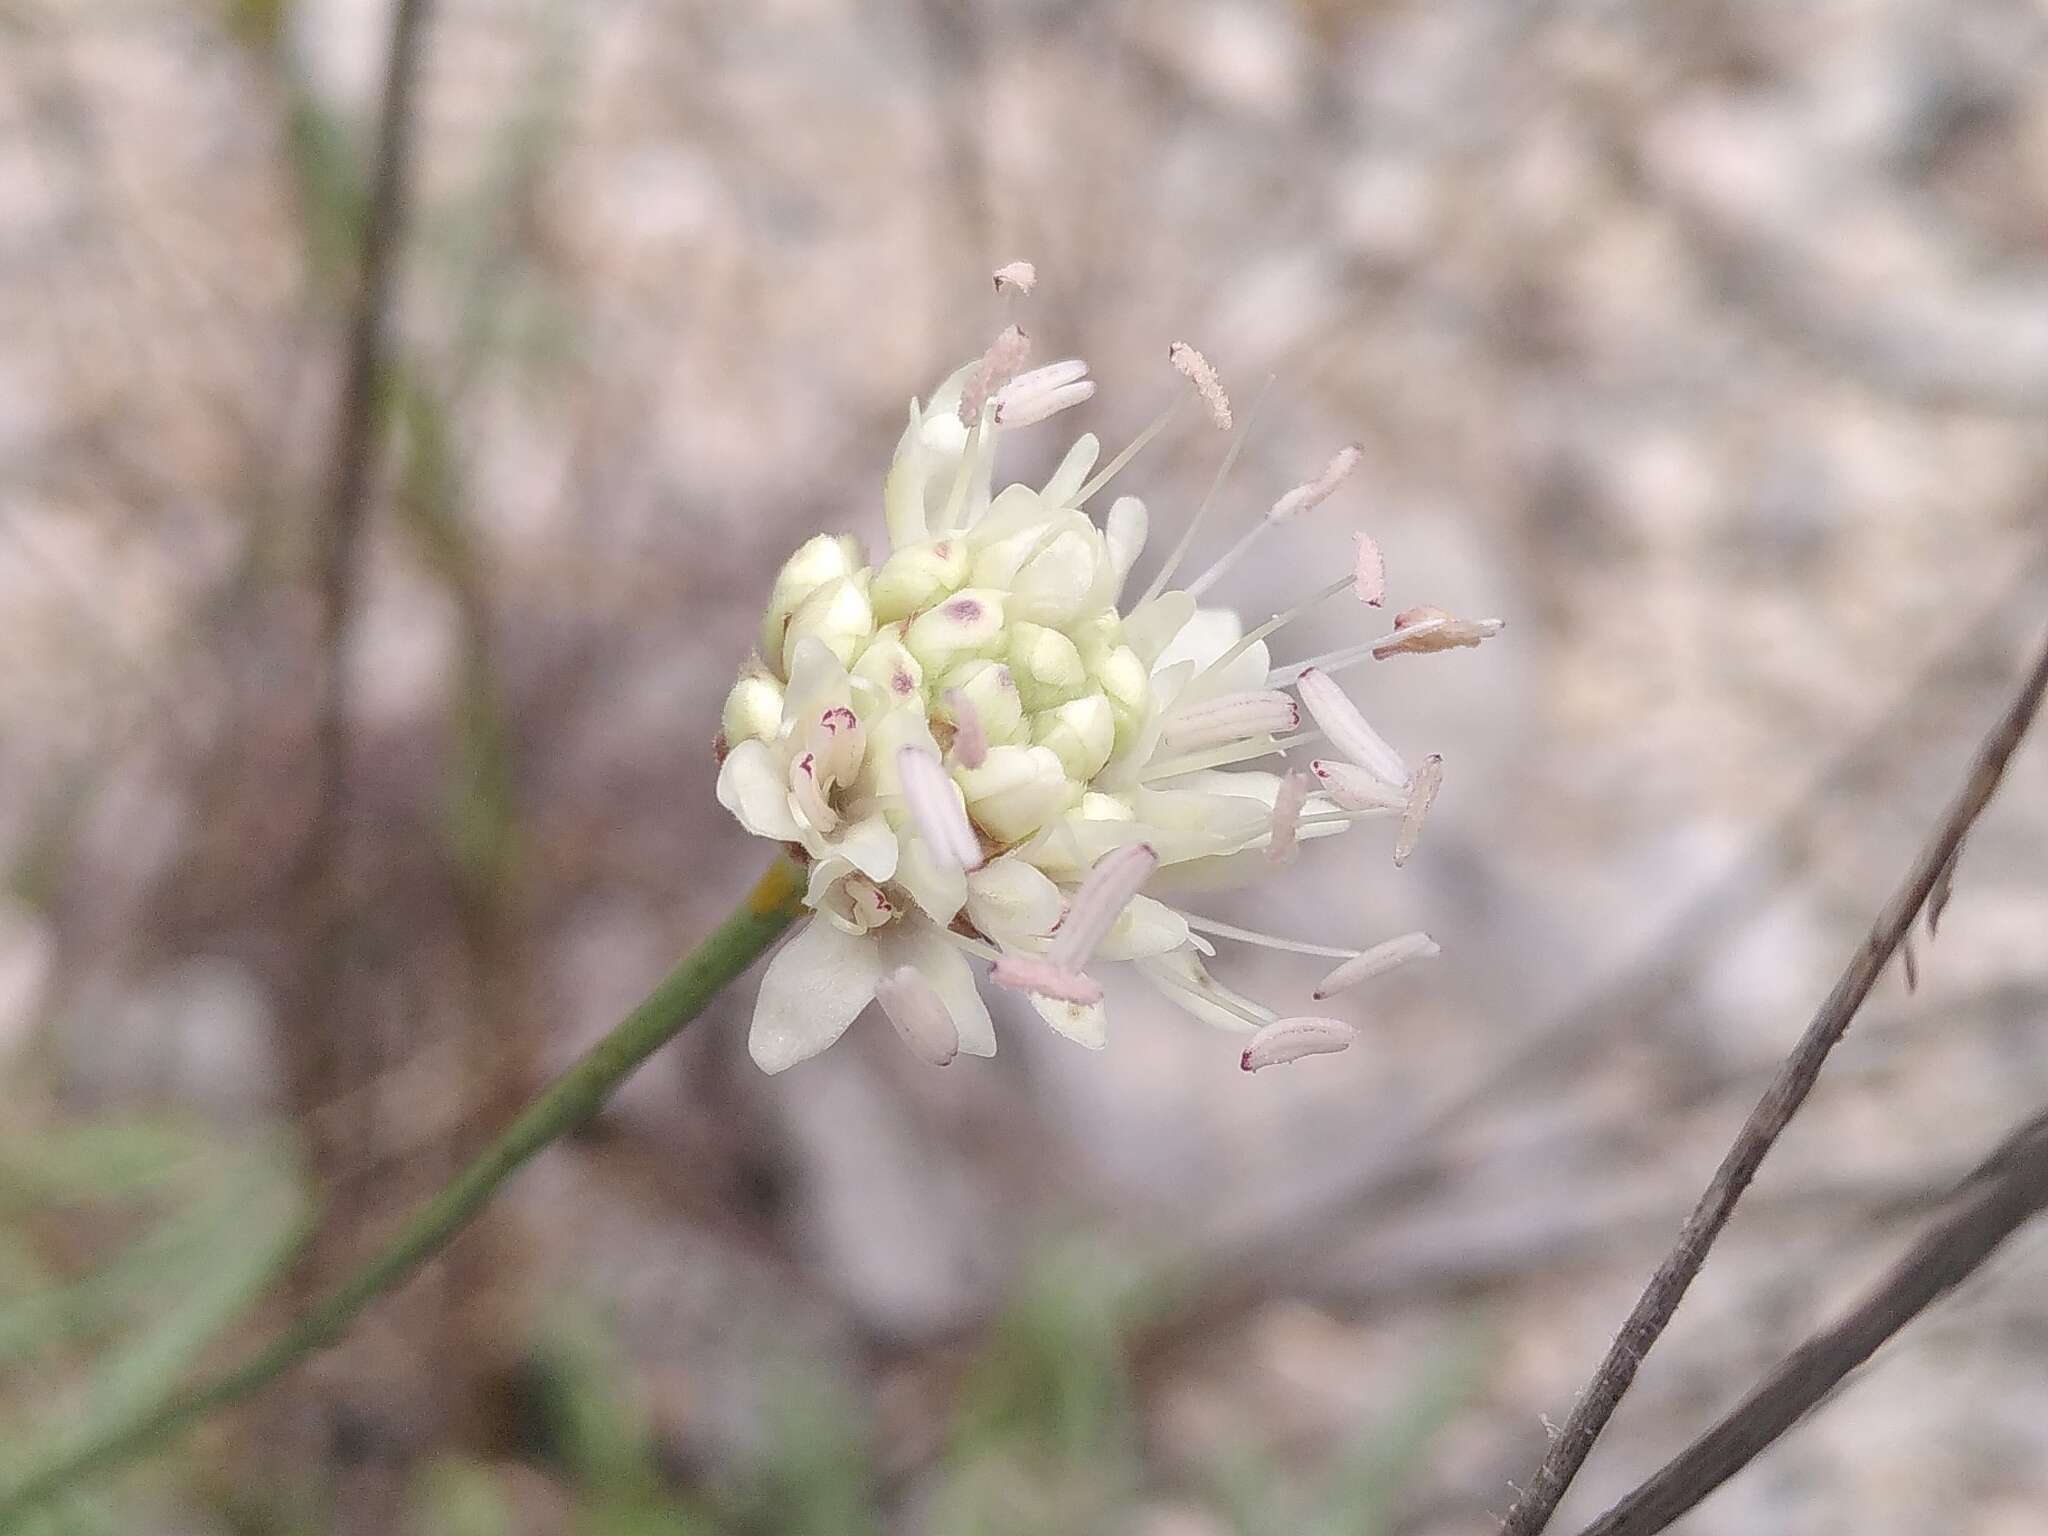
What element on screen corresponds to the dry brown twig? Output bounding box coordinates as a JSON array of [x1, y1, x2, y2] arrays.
[[1499, 624, 2048, 1536], [278, 0, 435, 1285], [1571, 1103, 2048, 1536]]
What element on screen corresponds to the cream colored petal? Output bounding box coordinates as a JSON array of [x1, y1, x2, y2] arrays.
[[1153, 606, 1241, 674], [896, 836, 968, 925], [749, 918, 884, 1073], [1031, 991, 1107, 1049], [1040, 433, 1100, 508], [964, 855, 1064, 946], [1122, 590, 1196, 667], [783, 636, 855, 724], [716, 739, 800, 841], [1088, 895, 1191, 962], [883, 403, 931, 549], [821, 809, 899, 883]]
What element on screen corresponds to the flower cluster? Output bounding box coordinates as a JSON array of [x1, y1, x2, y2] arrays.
[[716, 313, 1499, 1074]]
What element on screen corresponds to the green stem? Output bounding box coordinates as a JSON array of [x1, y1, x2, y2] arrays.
[[0, 856, 806, 1519]]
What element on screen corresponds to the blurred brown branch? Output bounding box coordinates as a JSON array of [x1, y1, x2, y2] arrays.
[[1499, 622, 2048, 1536], [1571, 1101, 2048, 1536], [280, 0, 433, 1285]]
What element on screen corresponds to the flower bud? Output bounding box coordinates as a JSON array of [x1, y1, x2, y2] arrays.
[[937, 659, 1024, 745], [905, 589, 1007, 671], [1065, 610, 1121, 669], [1032, 692, 1116, 781], [870, 537, 969, 623], [1012, 528, 1110, 628], [1007, 621, 1087, 709], [955, 744, 1076, 844], [759, 534, 863, 663], [1093, 644, 1151, 737], [781, 575, 875, 673], [851, 630, 925, 706], [720, 672, 785, 748], [1077, 790, 1135, 822]]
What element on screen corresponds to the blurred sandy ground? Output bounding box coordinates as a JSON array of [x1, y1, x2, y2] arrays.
[[3, 0, 2048, 1531]]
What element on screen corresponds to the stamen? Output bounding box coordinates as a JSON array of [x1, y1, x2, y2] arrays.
[[1241, 1016, 1357, 1073], [1296, 668, 1410, 788], [844, 877, 894, 931], [1196, 576, 1355, 685], [1049, 842, 1160, 969], [1140, 728, 1321, 783], [896, 746, 985, 871], [960, 324, 1031, 426], [943, 688, 988, 768], [790, 752, 838, 832], [1188, 445, 1364, 599], [989, 951, 1105, 1005], [1267, 769, 1312, 864], [875, 965, 961, 1066], [1312, 931, 1439, 999], [1269, 444, 1363, 522], [1271, 615, 1502, 685], [1144, 955, 1273, 1027], [1372, 606, 1505, 658], [1075, 400, 1184, 506], [1310, 757, 1407, 811], [1353, 532, 1385, 607], [1297, 807, 1400, 828], [992, 260, 1037, 295], [993, 361, 1095, 427], [1181, 911, 1356, 960], [1157, 689, 1300, 753], [937, 418, 988, 531], [1393, 753, 1443, 868], [1138, 377, 1272, 604], [1168, 341, 1232, 430], [1267, 643, 1376, 688], [811, 705, 865, 783]]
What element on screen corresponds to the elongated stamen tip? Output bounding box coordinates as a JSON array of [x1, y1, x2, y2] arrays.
[[992, 260, 1037, 295], [1393, 753, 1443, 867], [994, 360, 1095, 428], [1267, 769, 1313, 864], [1269, 443, 1364, 523], [876, 965, 961, 1066], [1296, 668, 1411, 789], [960, 324, 1032, 426], [1241, 1016, 1357, 1072], [1372, 606, 1505, 658], [1048, 842, 1161, 970], [1168, 341, 1232, 430], [1353, 532, 1385, 607], [1312, 931, 1439, 999], [1158, 690, 1300, 754], [990, 952, 1104, 1005], [897, 745, 986, 871]]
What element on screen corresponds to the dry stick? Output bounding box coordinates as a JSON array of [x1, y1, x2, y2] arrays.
[[1573, 1104, 2048, 1536], [278, 0, 436, 1280], [1498, 626, 2048, 1536]]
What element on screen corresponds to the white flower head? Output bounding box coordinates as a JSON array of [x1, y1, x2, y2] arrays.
[[717, 291, 1499, 1073]]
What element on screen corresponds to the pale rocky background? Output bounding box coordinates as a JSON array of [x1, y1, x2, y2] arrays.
[[4, 0, 2048, 1533]]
